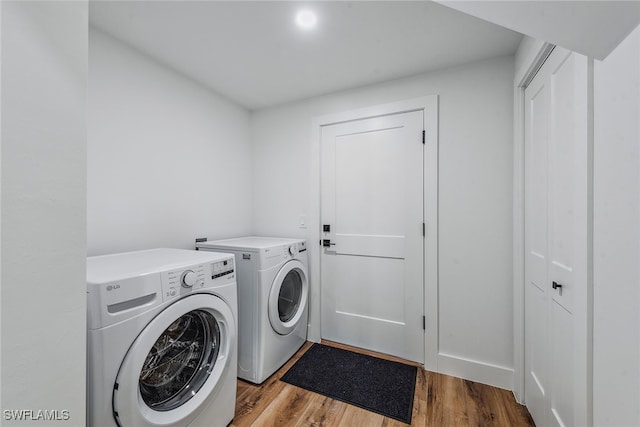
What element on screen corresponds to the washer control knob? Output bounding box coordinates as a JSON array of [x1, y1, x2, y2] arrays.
[[181, 270, 197, 288], [288, 245, 297, 257]]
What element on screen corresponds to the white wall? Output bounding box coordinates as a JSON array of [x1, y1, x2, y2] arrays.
[[251, 56, 515, 387], [88, 29, 252, 256], [1, 1, 87, 425], [593, 24, 640, 427]]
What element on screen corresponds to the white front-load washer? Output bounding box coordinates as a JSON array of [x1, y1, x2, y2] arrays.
[[196, 237, 308, 384], [86, 248, 237, 427]]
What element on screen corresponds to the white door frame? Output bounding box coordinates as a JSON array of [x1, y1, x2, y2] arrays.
[[308, 96, 438, 369]]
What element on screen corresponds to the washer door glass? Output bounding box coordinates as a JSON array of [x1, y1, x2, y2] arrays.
[[278, 270, 302, 322], [113, 293, 236, 427], [139, 310, 220, 411]]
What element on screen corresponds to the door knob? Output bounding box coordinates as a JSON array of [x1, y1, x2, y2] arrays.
[[552, 281, 563, 295], [322, 239, 336, 247]]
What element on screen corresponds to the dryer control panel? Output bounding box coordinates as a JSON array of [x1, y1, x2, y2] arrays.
[[290, 241, 306, 255]]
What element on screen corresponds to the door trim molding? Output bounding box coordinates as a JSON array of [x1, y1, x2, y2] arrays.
[[309, 96, 439, 369]]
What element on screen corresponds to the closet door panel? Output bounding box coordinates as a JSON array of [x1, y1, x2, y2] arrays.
[[525, 283, 549, 426], [526, 82, 549, 293], [550, 303, 574, 427], [549, 51, 577, 315], [524, 61, 550, 427]]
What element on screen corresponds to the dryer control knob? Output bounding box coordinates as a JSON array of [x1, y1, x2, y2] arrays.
[[288, 245, 297, 256], [181, 270, 197, 288]]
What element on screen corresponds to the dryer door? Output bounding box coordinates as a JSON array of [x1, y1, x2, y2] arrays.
[[113, 294, 236, 427], [268, 259, 309, 335]]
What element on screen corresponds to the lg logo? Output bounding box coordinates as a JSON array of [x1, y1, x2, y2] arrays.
[[106, 284, 121, 292]]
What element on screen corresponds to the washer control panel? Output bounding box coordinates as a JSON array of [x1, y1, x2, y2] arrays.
[[180, 270, 198, 288], [162, 264, 206, 300], [211, 258, 234, 279], [160, 256, 235, 302]]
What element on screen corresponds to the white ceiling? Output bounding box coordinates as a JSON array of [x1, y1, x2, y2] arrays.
[[436, 0, 640, 60], [89, 1, 523, 110]]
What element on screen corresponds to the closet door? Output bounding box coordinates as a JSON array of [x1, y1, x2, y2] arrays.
[[524, 55, 549, 426], [524, 46, 592, 427]]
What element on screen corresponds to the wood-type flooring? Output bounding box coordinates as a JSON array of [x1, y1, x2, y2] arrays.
[[231, 341, 535, 426]]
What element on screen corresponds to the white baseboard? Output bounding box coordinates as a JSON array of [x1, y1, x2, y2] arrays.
[[435, 353, 514, 390]]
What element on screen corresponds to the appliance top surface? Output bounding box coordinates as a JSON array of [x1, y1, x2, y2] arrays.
[[87, 248, 233, 283], [197, 236, 304, 251]]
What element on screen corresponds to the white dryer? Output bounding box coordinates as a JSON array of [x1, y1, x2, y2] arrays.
[[86, 248, 237, 427], [196, 237, 308, 384]]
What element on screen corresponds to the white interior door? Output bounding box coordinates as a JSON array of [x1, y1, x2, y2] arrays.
[[320, 110, 424, 363], [524, 46, 591, 427]]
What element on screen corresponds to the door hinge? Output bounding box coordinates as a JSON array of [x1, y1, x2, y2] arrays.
[[422, 222, 425, 237], [422, 130, 426, 144], [422, 316, 426, 330]]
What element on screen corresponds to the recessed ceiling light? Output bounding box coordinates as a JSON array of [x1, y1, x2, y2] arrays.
[[295, 10, 317, 30]]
